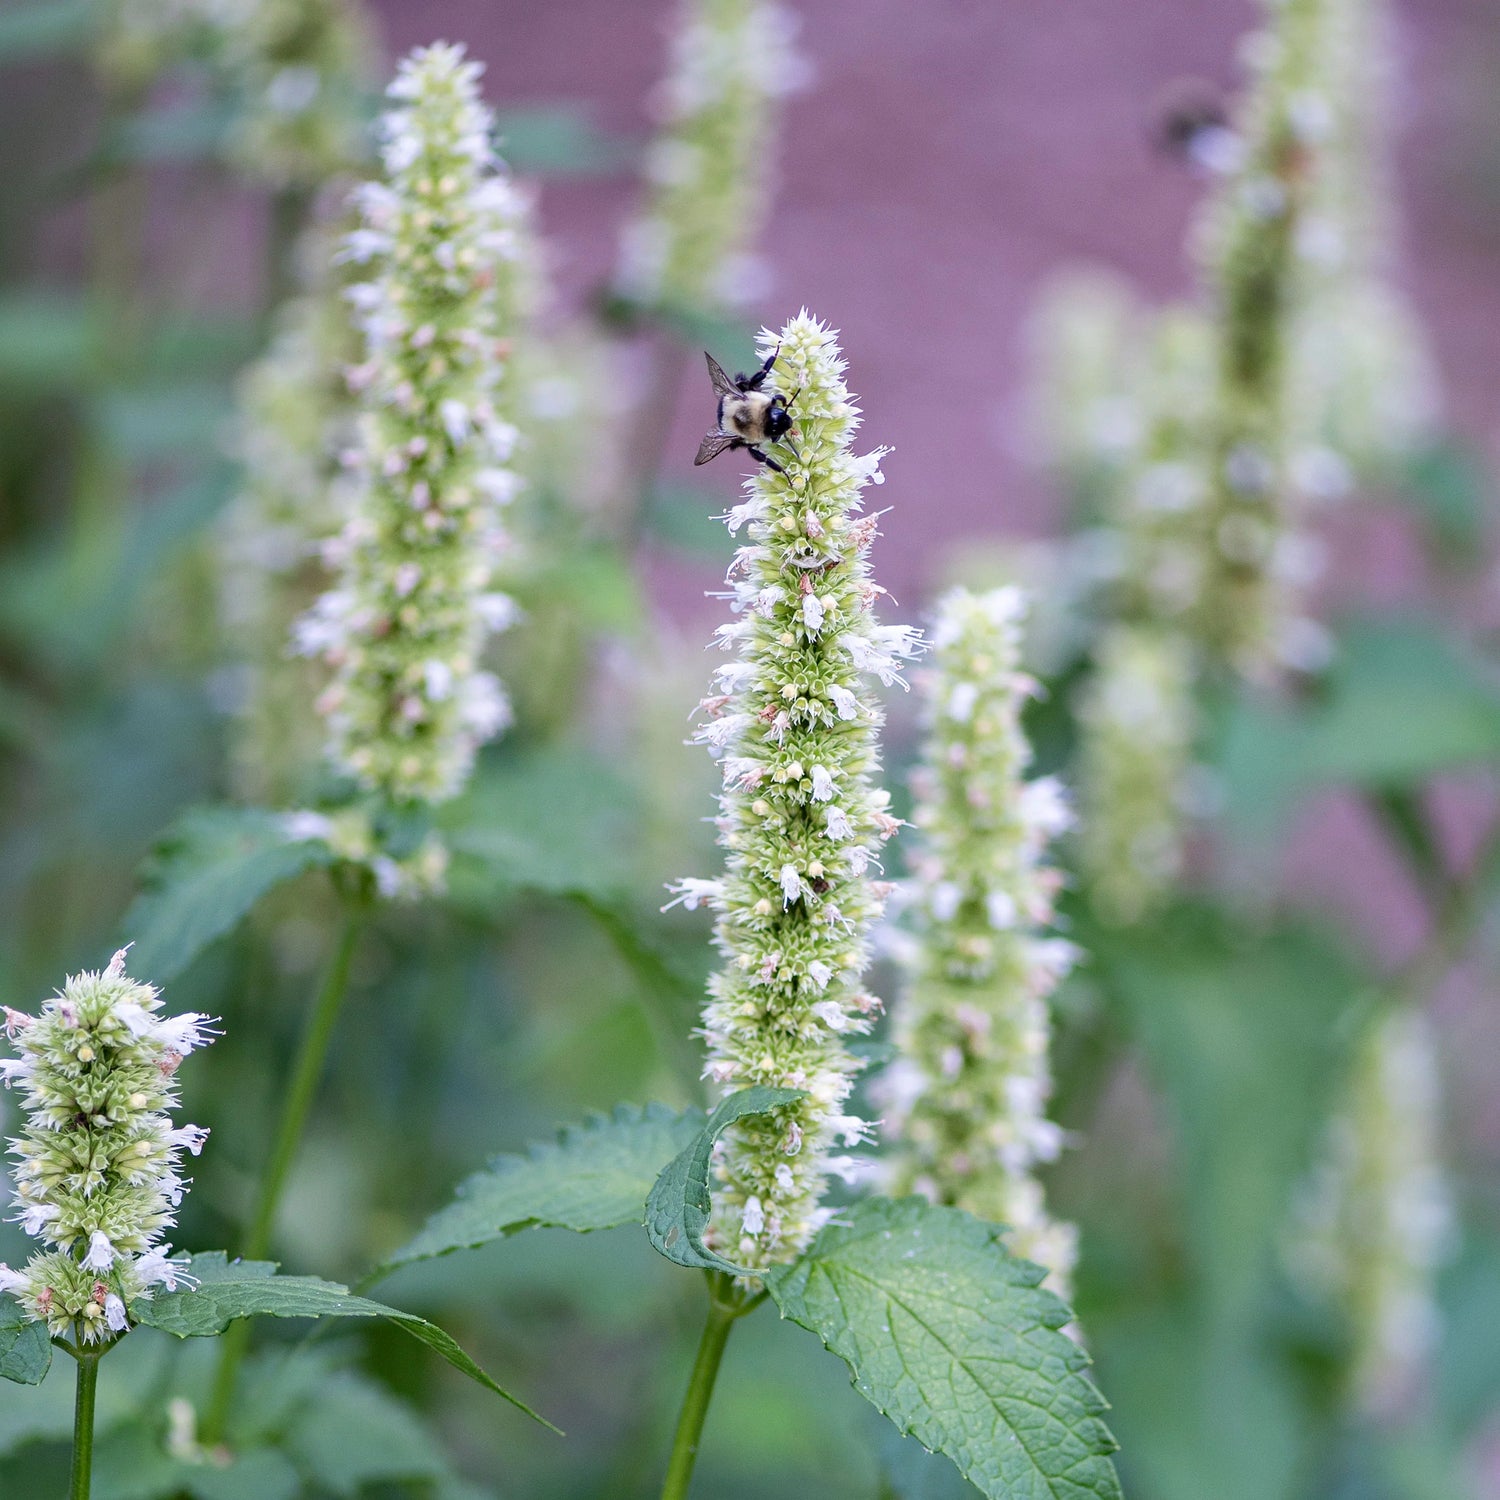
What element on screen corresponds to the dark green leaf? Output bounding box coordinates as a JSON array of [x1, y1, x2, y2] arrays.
[[0, 294, 94, 388], [442, 747, 640, 901], [0, 1300, 51, 1385], [765, 1197, 1123, 1500], [132, 1253, 557, 1431], [380, 1103, 704, 1275], [121, 806, 335, 981], [645, 1087, 805, 1275], [285, 1372, 452, 1495], [1094, 909, 1365, 1319]]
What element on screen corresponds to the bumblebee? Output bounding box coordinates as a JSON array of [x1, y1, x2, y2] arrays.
[[694, 345, 799, 474]]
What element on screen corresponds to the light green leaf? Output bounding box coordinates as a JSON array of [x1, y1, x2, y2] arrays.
[[1306, 618, 1500, 784], [132, 1253, 557, 1432], [0, 1299, 51, 1385], [645, 1087, 805, 1275], [122, 806, 335, 981], [765, 1197, 1123, 1500], [382, 1103, 704, 1275], [0, 293, 94, 388]]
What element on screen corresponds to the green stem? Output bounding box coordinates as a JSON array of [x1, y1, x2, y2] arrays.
[[658, 1275, 754, 1500], [69, 1350, 102, 1500], [203, 907, 364, 1441]]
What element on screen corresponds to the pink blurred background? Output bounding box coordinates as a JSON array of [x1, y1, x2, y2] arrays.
[[372, 0, 1500, 610]]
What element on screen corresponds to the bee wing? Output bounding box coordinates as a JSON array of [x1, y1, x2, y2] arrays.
[[703, 351, 739, 399], [694, 429, 736, 466]]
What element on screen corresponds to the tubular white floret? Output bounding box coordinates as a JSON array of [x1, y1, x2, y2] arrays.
[[674, 311, 913, 1269], [0, 951, 215, 1344]]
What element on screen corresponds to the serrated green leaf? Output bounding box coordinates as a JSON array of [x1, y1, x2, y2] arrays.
[[645, 1087, 805, 1275], [121, 806, 335, 980], [765, 1197, 1123, 1500], [0, 1299, 51, 1385], [132, 1253, 558, 1432], [382, 1103, 705, 1275]]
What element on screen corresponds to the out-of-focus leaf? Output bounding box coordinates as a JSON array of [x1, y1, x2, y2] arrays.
[[643, 482, 733, 556], [492, 106, 629, 175], [1399, 440, 1489, 566], [1094, 909, 1366, 1320], [108, 97, 237, 164], [442, 746, 640, 902], [133, 1253, 556, 1430], [121, 806, 334, 981], [380, 1103, 704, 1275], [0, 294, 94, 388], [284, 1372, 453, 1495], [645, 1087, 805, 1274], [0, 1300, 50, 1385], [0, 0, 96, 62], [765, 1197, 1123, 1500], [1091, 1296, 1307, 1500], [1305, 618, 1500, 785], [95, 384, 234, 460], [1435, 1227, 1500, 1442], [874, 1408, 982, 1498], [91, 1422, 302, 1500]]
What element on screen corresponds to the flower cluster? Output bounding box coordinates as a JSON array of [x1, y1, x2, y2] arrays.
[[0, 951, 213, 1345], [668, 311, 919, 1269], [1288, 1008, 1454, 1415], [282, 807, 449, 901], [1075, 624, 1197, 926], [1193, 0, 1341, 676], [617, 0, 806, 313], [876, 587, 1077, 1293], [298, 43, 527, 806]]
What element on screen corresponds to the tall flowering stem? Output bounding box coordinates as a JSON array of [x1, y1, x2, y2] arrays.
[[618, 0, 803, 315], [0, 952, 213, 1497], [878, 587, 1078, 1293], [299, 42, 524, 807], [670, 311, 917, 1272], [1195, 0, 1336, 675]]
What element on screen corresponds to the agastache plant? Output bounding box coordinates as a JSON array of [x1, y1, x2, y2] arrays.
[[877, 587, 1078, 1293], [669, 310, 918, 1270], [0, 950, 213, 1344], [618, 0, 806, 314], [298, 42, 525, 805], [1194, 0, 1338, 676]]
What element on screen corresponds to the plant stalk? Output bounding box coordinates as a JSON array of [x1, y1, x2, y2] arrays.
[[203, 907, 364, 1441], [658, 1274, 759, 1500], [69, 1349, 102, 1500]]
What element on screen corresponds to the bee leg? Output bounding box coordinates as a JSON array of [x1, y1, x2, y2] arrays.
[[744, 342, 782, 391], [747, 445, 785, 474]]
